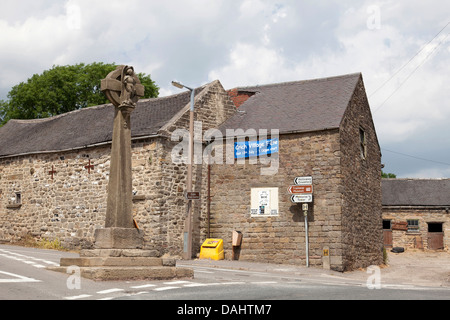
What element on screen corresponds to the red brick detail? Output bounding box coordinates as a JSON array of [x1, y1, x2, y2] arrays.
[[227, 89, 255, 108]]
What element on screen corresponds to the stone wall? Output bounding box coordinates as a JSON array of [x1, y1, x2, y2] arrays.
[[0, 79, 236, 258], [383, 207, 449, 250], [339, 75, 383, 270], [208, 130, 344, 269], [0, 139, 166, 251]]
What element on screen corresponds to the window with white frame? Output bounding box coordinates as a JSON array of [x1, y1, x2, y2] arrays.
[[407, 219, 419, 232]]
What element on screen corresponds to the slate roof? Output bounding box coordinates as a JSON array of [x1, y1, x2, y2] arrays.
[[382, 179, 450, 206], [0, 85, 207, 157], [0, 73, 364, 157], [219, 73, 362, 135]]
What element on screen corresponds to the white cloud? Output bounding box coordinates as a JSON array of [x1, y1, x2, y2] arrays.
[[208, 42, 300, 88], [0, 0, 449, 178]]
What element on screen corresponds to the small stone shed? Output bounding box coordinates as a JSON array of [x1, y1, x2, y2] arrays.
[[382, 179, 450, 251]]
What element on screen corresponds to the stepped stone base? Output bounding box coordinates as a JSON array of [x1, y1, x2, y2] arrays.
[[47, 228, 193, 281], [47, 265, 194, 281]]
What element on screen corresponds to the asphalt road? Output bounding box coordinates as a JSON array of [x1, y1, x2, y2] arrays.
[[0, 244, 449, 302]]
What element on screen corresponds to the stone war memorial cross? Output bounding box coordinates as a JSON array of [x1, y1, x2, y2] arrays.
[[102, 65, 144, 229], [48, 65, 193, 281]]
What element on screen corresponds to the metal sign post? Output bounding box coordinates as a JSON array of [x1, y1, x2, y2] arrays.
[[291, 177, 313, 267], [302, 203, 309, 268]]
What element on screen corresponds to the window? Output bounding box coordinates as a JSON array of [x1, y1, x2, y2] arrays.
[[383, 220, 391, 230], [359, 128, 367, 159], [407, 219, 419, 232], [15, 192, 21, 205]]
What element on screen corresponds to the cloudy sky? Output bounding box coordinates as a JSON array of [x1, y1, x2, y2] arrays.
[[1, 0, 449, 178]]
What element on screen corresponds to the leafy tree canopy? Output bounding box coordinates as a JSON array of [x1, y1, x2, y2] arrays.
[[381, 171, 397, 178], [0, 62, 159, 125]]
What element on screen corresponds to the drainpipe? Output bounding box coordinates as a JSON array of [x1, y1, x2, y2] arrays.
[[207, 163, 211, 238]]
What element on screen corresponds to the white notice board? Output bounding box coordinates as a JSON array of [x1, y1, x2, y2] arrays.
[[250, 187, 279, 217]]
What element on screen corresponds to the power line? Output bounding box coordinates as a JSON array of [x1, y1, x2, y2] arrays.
[[369, 22, 450, 98], [382, 148, 450, 167], [374, 30, 449, 113]]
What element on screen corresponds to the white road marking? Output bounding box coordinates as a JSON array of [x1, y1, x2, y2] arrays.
[[64, 294, 92, 300], [0, 249, 59, 268], [183, 282, 221, 287], [0, 270, 41, 283], [153, 286, 180, 291], [163, 280, 191, 285], [130, 284, 157, 289], [97, 288, 125, 294]]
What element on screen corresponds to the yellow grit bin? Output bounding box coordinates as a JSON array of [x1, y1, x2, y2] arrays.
[[199, 239, 224, 261]]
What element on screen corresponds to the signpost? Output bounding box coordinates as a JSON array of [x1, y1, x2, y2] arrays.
[[291, 194, 313, 203], [294, 176, 312, 185], [185, 192, 200, 200], [289, 176, 313, 203], [290, 177, 313, 268], [288, 185, 313, 194]]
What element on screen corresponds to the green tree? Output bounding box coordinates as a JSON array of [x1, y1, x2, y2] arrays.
[[381, 171, 397, 178], [0, 62, 159, 125]]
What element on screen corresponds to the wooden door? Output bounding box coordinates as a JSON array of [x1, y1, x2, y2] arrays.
[[383, 230, 393, 248], [428, 232, 444, 250], [383, 220, 393, 248], [428, 223, 444, 250]]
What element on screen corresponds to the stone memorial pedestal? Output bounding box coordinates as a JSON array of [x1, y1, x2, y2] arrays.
[[48, 227, 193, 281]]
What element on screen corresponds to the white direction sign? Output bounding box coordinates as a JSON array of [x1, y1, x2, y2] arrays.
[[294, 176, 313, 185], [291, 194, 313, 203]]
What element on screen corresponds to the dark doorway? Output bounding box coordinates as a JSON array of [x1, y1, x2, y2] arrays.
[[427, 222, 444, 250], [383, 220, 393, 248]]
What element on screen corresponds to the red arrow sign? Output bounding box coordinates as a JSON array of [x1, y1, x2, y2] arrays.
[[288, 185, 313, 194]]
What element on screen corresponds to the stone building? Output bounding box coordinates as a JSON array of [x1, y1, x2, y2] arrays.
[[382, 179, 449, 251], [0, 73, 383, 271], [210, 73, 383, 271]]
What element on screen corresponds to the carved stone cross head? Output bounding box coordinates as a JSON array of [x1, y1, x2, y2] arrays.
[[101, 65, 145, 109]]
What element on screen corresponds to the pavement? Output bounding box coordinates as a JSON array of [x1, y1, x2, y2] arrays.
[[179, 249, 450, 288]]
